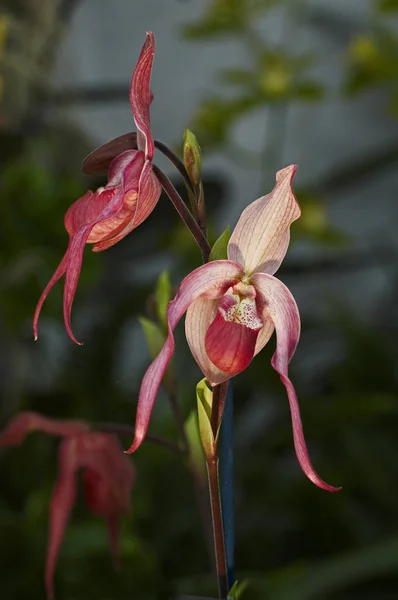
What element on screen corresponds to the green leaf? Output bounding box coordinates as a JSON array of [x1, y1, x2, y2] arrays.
[[184, 410, 206, 479], [196, 377, 216, 457], [228, 579, 250, 599], [209, 226, 231, 261], [138, 317, 166, 360], [155, 270, 171, 330]]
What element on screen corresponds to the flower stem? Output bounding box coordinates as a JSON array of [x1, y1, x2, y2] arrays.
[[206, 457, 228, 599], [220, 383, 235, 589], [154, 140, 195, 196], [152, 165, 211, 262]]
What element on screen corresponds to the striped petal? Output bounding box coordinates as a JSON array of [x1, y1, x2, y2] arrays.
[[125, 260, 243, 454], [130, 31, 155, 160], [252, 272, 340, 492], [228, 165, 300, 275]]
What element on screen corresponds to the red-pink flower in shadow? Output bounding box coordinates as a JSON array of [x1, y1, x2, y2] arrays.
[[33, 31, 161, 344], [0, 412, 135, 599], [126, 165, 340, 492]]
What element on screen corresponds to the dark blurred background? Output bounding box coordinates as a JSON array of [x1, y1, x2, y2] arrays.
[[1, 0, 398, 598]]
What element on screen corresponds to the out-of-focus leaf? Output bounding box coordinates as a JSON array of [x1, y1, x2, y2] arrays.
[[377, 0, 398, 11], [191, 96, 259, 148], [138, 317, 166, 360], [183, 0, 248, 38], [295, 81, 325, 101], [184, 410, 206, 479], [155, 270, 171, 330], [261, 537, 398, 599]]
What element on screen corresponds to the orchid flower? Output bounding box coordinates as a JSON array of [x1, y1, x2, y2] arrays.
[[0, 412, 135, 599], [33, 31, 161, 344], [126, 165, 340, 492]]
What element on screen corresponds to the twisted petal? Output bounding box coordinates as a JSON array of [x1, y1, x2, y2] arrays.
[[0, 412, 89, 446], [252, 272, 340, 492], [92, 159, 161, 252], [228, 165, 300, 275], [125, 260, 243, 454], [130, 31, 155, 160], [185, 297, 274, 386]]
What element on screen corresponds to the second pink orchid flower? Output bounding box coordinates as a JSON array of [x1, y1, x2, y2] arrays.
[[33, 32, 160, 344]]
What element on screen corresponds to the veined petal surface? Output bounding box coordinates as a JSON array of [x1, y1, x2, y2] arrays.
[[253, 272, 340, 492], [130, 31, 155, 160], [228, 165, 300, 275], [125, 260, 243, 454]]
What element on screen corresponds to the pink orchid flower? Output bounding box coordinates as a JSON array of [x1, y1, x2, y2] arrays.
[[33, 31, 161, 344], [126, 165, 340, 492], [0, 412, 135, 599]]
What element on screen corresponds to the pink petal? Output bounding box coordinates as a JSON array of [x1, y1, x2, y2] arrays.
[[125, 260, 244, 454], [46, 437, 79, 600], [252, 272, 340, 492], [92, 160, 161, 252], [186, 297, 230, 385], [63, 183, 129, 344], [81, 132, 138, 176], [130, 31, 155, 160], [185, 297, 274, 386], [33, 250, 68, 341], [228, 165, 300, 275], [205, 294, 262, 376], [0, 412, 89, 447]]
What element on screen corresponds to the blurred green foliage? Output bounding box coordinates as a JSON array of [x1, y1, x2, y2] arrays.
[[1, 0, 398, 599]]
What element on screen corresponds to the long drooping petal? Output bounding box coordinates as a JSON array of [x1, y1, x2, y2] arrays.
[[252, 272, 340, 492], [228, 165, 300, 275], [46, 437, 79, 600], [62, 186, 126, 344], [0, 412, 89, 446], [125, 260, 244, 454], [130, 31, 155, 160], [33, 251, 68, 341], [185, 296, 275, 386], [205, 293, 263, 376]]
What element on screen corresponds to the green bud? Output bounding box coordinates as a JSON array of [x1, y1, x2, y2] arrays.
[[183, 129, 202, 188]]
